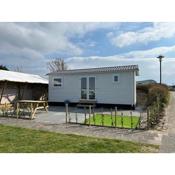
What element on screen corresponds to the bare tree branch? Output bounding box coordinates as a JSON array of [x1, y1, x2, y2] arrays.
[[47, 58, 68, 72], [14, 65, 23, 72]]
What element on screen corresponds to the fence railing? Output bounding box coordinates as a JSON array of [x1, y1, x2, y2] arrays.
[[65, 104, 147, 130]]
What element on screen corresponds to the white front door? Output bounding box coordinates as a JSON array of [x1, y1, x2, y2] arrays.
[[81, 77, 95, 100]]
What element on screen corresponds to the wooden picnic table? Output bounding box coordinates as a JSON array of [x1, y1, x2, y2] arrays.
[[16, 100, 48, 119]]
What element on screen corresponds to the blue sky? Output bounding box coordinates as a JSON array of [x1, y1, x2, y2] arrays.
[[1, 22, 175, 84]]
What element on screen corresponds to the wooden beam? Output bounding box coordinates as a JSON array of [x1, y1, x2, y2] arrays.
[[0, 81, 7, 104], [17, 83, 21, 100]]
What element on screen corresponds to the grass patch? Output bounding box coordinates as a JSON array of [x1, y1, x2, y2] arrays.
[[85, 114, 140, 129], [0, 124, 158, 153]]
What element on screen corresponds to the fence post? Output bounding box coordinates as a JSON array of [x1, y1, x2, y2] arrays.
[[93, 109, 96, 125], [130, 111, 133, 129], [69, 112, 71, 123], [65, 103, 68, 123], [84, 107, 87, 124], [110, 108, 113, 127], [89, 105, 91, 126], [75, 112, 78, 124], [139, 112, 141, 129], [121, 112, 124, 128], [16, 102, 19, 119], [115, 107, 117, 127], [101, 108, 104, 126], [147, 108, 150, 129]]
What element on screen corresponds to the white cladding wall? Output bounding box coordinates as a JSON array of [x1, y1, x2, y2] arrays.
[[49, 71, 136, 105]]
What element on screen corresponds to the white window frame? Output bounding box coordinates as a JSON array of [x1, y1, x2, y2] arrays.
[[113, 74, 119, 83], [88, 76, 96, 100], [53, 77, 63, 87], [80, 77, 88, 100], [80, 76, 96, 100]]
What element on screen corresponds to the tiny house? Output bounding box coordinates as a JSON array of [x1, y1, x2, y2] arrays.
[[48, 65, 139, 109]]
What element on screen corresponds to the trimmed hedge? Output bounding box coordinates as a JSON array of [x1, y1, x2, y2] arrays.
[[137, 84, 169, 108], [137, 83, 170, 127]]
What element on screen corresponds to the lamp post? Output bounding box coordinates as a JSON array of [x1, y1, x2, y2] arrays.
[[157, 55, 164, 84]]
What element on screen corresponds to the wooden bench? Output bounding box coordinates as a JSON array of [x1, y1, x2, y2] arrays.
[[16, 100, 48, 119]]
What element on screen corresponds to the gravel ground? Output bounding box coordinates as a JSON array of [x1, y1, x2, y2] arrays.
[[160, 92, 175, 152]]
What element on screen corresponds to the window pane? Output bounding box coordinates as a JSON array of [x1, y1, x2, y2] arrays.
[[81, 90, 87, 99], [53, 78, 62, 86], [81, 78, 87, 89], [89, 90, 95, 99], [89, 77, 95, 90], [54, 78, 62, 83], [54, 84, 61, 86], [114, 76, 118, 82]]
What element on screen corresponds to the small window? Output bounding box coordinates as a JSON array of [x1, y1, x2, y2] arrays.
[[113, 75, 119, 82], [53, 77, 62, 87]]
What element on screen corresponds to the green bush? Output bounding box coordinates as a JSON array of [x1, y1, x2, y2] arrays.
[[147, 84, 169, 109], [137, 83, 170, 128], [137, 84, 151, 94], [137, 84, 169, 108]]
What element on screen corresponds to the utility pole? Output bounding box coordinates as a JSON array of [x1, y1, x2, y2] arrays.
[[157, 55, 164, 84]]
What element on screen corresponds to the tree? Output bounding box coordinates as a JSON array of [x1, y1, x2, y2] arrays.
[[0, 65, 9, 71], [47, 58, 68, 72], [14, 65, 23, 72]]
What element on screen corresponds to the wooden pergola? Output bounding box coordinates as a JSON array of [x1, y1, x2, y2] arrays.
[[0, 70, 48, 119]]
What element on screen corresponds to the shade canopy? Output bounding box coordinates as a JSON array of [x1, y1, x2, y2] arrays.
[[0, 70, 48, 84]]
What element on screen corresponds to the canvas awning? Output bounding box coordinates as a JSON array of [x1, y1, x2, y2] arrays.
[[0, 70, 48, 84]]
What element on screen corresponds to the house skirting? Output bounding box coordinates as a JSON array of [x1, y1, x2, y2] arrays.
[[48, 102, 135, 110]]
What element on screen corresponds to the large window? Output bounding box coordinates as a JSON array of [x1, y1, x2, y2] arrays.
[[81, 77, 87, 99], [53, 77, 62, 87], [81, 77, 95, 100], [89, 77, 95, 100]]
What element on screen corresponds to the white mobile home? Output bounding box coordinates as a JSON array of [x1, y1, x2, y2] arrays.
[[48, 65, 139, 109]]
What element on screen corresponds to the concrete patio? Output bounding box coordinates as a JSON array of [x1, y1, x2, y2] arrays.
[[33, 106, 142, 125]]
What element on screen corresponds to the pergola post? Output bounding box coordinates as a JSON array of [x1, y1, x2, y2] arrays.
[[0, 81, 7, 104]]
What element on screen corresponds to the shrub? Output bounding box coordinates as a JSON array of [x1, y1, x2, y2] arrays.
[[147, 84, 169, 109], [137, 83, 170, 128], [137, 83, 169, 108], [137, 84, 151, 94]]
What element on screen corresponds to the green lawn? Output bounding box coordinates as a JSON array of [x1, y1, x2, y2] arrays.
[[85, 114, 140, 129], [0, 124, 158, 153]]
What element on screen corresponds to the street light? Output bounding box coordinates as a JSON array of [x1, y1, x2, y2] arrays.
[[157, 55, 164, 84]]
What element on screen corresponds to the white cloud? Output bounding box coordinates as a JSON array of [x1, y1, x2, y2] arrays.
[[121, 45, 175, 58], [66, 45, 175, 84], [0, 22, 119, 56], [0, 22, 119, 74], [0, 23, 83, 55], [108, 23, 175, 47]]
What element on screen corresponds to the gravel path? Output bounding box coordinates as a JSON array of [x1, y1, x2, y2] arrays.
[[160, 92, 175, 152]]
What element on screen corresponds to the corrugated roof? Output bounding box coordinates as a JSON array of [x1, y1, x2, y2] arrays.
[[0, 70, 48, 84], [48, 65, 139, 75]]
